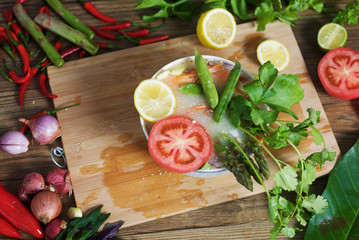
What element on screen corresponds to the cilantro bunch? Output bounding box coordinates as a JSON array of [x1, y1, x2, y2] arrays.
[[135, 0, 359, 31], [215, 61, 336, 238]]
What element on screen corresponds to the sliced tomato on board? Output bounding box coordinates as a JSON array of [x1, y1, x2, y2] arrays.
[[318, 47, 359, 100], [148, 115, 212, 173]]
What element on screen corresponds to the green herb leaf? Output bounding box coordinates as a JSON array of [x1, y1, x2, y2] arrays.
[[229, 95, 252, 128], [258, 61, 278, 92], [254, 2, 277, 31], [296, 213, 308, 227], [311, 126, 324, 145], [306, 148, 336, 168], [261, 74, 304, 111], [301, 163, 317, 194], [281, 226, 296, 238], [230, 0, 249, 20], [302, 194, 328, 214], [273, 166, 298, 191]]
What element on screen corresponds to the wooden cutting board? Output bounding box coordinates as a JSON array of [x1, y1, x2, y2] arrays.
[[48, 21, 340, 228]]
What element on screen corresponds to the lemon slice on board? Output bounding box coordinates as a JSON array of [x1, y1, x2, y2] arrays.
[[256, 39, 290, 71], [197, 8, 237, 49], [317, 23, 347, 52], [134, 79, 176, 122]]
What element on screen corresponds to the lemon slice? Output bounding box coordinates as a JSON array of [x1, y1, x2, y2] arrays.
[[256, 39, 290, 71], [317, 23, 347, 52], [134, 79, 176, 122], [196, 8, 236, 49]]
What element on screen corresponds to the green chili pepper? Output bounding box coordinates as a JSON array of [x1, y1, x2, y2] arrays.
[[195, 49, 218, 109], [74, 213, 111, 240], [180, 83, 204, 95], [214, 59, 242, 123]]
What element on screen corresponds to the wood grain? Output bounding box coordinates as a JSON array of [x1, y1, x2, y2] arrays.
[[0, 0, 358, 239], [47, 21, 340, 228]]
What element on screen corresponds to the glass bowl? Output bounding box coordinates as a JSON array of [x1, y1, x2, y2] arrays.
[[140, 55, 255, 178]]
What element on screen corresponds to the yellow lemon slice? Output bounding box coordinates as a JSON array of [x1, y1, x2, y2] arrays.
[[317, 23, 347, 52], [256, 39, 290, 71], [197, 8, 236, 49], [134, 79, 176, 122]]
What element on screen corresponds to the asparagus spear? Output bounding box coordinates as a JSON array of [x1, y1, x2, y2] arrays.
[[215, 139, 253, 191], [246, 141, 270, 179], [35, 13, 98, 55], [44, 0, 95, 39], [12, 4, 64, 68]]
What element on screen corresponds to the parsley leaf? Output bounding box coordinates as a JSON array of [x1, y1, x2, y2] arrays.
[[273, 166, 298, 191], [301, 163, 317, 194], [306, 148, 336, 168], [302, 194, 328, 214]]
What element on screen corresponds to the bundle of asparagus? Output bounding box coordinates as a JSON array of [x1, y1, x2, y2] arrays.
[[215, 135, 270, 191]]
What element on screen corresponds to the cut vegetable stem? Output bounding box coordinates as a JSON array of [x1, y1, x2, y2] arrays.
[[12, 4, 64, 68], [35, 13, 98, 55], [44, 0, 95, 39]]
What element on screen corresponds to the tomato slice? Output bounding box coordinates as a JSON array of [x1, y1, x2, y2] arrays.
[[318, 48, 359, 100], [148, 115, 212, 173]]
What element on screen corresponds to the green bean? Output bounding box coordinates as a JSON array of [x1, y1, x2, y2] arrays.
[[194, 49, 218, 109], [180, 83, 204, 95], [214, 59, 242, 123]]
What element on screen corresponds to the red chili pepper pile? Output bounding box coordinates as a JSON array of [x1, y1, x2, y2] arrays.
[[0, 1, 170, 108]]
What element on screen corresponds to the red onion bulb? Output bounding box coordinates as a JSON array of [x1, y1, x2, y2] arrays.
[[46, 169, 72, 195], [0, 130, 29, 154], [17, 172, 47, 203], [45, 218, 67, 240], [19, 115, 61, 145], [31, 191, 62, 224]]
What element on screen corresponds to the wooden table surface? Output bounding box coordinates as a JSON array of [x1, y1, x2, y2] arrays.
[[0, 1, 358, 239]]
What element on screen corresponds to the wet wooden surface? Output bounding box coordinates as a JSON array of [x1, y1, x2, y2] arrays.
[[0, 1, 358, 239]]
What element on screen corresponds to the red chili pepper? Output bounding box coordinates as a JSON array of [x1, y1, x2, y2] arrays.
[[78, 0, 116, 23], [79, 49, 86, 58], [9, 67, 31, 84], [60, 46, 81, 59], [90, 26, 120, 40], [0, 216, 22, 239], [19, 103, 80, 134], [38, 72, 57, 99], [139, 35, 170, 45], [6, 25, 30, 74], [37, 6, 49, 15], [97, 42, 114, 49], [0, 183, 44, 239], [120, 28, 150, 37], [18, 66, 39, 107], [3, 8, 28, 47], [98, 21, 132, 30]]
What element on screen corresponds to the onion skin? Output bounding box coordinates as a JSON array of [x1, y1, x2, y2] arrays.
[[46, 169, 72, 195], [45, 218, 67, 240], [19, 115, 61, 145], [0, 131, 29, 154], [31, 191, 62, 225], [17, 172, 47, 203]]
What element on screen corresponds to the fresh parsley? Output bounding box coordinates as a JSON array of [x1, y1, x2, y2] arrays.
[[215, 61, 336, 239], [134, 0, 359, 31]]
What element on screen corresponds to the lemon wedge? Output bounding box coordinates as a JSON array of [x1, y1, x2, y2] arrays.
[[197, 8, 237, 49], [134, 79, 176, 122], [256, 39, 290, 71]]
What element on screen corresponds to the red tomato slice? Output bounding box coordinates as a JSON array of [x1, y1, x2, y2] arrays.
[[318, 48, 359, 100], [148, 115, 212, 173]]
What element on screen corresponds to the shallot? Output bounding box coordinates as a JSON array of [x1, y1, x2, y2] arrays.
[[46, 169, 72, 195], [45, 218, 67, 240], [19, 115, 61, 145], [0, 130, 29, 154], [31, 191, 62, 224], [17, 172, 47, 203]]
